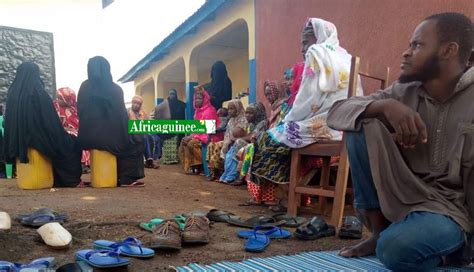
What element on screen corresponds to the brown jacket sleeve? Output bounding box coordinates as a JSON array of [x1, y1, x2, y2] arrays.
[[327, 83, 401, 132]]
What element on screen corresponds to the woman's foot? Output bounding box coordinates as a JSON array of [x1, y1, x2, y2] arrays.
[[81, 165, 91, 174], [76, 180, 91, 188], [238, 198, 264, 206], [228, 178, 245, 186], [120, 181, 145, 187], [145, 159, 154, 168]]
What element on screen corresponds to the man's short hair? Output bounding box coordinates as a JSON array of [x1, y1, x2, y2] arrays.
[[425, 12, 473, 64]]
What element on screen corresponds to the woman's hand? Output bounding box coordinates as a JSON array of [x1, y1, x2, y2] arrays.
[[250, 134, 257, 144]]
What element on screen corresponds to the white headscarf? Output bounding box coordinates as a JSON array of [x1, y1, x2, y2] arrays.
[[268, 18, 362, 147]]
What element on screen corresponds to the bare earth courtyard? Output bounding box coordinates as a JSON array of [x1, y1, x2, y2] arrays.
[[0, 164, 359, 271]]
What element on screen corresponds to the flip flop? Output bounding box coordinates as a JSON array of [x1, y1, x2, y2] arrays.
[[56, 261, 93, 272], [140, 218, 165, 232], [0, 257, 55, 272], [119, 181, 145, 187], [206, 209, 239, 223], [93, 237, 154, 258], [20, 211, 67, 227], [338, 216, 363, 239], [140, 216, 186, 232], [178, 211, 208, 218], [17, 208, 68, 222], [295, 216, 336, 240], [272, 213, 307, 228], [244, 232, 270, 252], [226, 215, 286, 229], [76, 249, 130, 268], [238, 226, 291, 239]]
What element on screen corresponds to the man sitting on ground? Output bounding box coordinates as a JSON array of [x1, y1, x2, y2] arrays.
[[327, 12, 473, 271]]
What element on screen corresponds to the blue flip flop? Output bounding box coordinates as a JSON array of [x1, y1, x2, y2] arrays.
[[238, 226, 292, 239], [0, 257, 54, 272], [76, 249, 130, 268], [244, 232, 270, 252], [93, 237, 154, 258]]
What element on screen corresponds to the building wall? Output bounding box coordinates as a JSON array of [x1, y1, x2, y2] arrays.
[[133, 0, 256, 114], [0, 26, 56, 102], [138, 80, 155, 114], [255, 0, 474, 103]]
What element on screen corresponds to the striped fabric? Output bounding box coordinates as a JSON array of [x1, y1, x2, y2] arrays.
[[174, 251, 470, 272], [175, 251, 386, 272]]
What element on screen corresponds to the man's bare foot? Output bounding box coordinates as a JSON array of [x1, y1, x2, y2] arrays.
[[339, 234, 378, 257]]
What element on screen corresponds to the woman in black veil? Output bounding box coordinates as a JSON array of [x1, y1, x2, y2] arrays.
[[4, 61, 82, 187], [77, 56, 145, 187]]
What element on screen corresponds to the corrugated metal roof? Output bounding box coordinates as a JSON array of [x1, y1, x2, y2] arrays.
[[119, 0, 228, 83]]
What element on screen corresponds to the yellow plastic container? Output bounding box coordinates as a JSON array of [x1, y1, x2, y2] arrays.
[[16, 148, 54, 190], [90, 149, 117, 188]]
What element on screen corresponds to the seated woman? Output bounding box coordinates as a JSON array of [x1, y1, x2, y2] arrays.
[[179, 90, 220, 174], [53, 87, 91, 174], [250, 18, 362, 205], [220, 102, 267, 184], [77, 56, 145, 187], [4, 61, 82, 187], [207, 99, 247, 181], [153, 89, 186, 165]]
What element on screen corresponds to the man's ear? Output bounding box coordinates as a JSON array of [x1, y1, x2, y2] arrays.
[[440, 42, 460, 61]]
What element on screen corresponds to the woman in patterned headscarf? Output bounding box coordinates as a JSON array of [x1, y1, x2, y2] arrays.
[[219, 102, 267, 184], [206, 99, 247, 181], [53, 87, 90, 171]]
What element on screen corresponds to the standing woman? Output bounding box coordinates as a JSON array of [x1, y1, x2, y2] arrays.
[[4, 61, 82, 187], [77, 56, 145, 187], [203, 61, 232, 110]]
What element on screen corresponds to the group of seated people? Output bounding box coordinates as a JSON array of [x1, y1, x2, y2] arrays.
[[178, 13, 474, 271], [3, 11, 473, 271], [5, 56, 146, 187]]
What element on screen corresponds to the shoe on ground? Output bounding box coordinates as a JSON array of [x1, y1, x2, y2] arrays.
[[150, 220, 182, 250], [182, 216, 210, 244]]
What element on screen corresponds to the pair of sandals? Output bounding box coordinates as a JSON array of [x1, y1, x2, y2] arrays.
[[16, 208, 68, 227], [77, 237, 154, 268], [295, 216, 362, 240], [207, 209, 306, 228], [238, 226, 292, 252]]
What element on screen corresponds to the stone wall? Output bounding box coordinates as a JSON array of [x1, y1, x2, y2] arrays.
[[0, 26, 56, 104]]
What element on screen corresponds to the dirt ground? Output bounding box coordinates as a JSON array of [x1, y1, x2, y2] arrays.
[[0, 164, 361, 271]]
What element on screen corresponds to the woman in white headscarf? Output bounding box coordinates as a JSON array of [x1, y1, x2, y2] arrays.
[[250, 18, 362, 189]]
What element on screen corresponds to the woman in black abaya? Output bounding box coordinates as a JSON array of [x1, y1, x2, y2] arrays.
[[203, 61, 232, 110], [4, 61, 82, 187], [77, 56, 145, 187]]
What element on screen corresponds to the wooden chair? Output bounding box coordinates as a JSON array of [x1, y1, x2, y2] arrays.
[[287, 56, 390, 231]]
